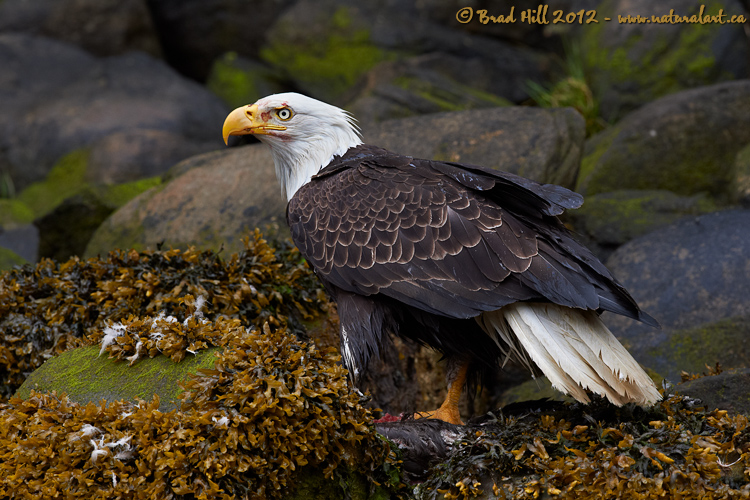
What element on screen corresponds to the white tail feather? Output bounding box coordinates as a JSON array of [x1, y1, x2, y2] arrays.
[[478, 303, 661, 406]]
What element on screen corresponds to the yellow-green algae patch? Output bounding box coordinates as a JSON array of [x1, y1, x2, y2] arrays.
[[98, 175, 162, 208], [261, 7, 395, 101], [0, 247, 26, 270], [653, 316, 750, 379], [17, 149, 90, 218], [15, 345, 219, 411], [0, 199, 34, 227]]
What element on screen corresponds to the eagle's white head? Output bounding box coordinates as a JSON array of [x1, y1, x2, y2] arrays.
[[222, 92, 363, 201]]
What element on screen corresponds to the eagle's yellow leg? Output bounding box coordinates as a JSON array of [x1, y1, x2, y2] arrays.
[[415, 360, 468, 425]]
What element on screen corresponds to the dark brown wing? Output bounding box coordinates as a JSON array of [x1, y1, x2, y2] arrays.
[[288, 145, 657, 326]]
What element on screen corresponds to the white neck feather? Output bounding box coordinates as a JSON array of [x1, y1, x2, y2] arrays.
[[255, 97, 362, 201]]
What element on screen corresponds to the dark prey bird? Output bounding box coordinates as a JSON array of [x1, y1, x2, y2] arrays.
[[222, 93, 661, 425]]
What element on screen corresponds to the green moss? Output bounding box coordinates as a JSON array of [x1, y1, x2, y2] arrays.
[[582, 0, 730, 116], [17, 149, 90, 218], [576, 132, 615, 193], [261, 7, 393, 100], [99, 176, 162, 208], [578, 116, 738, 199], [656, 317, 750, 376], [573, 190, 717, 244], [0, 199, 34, 226], [0, 247, 26, 270], [16, 345, 220, 411], [207, 52, 261, 109]]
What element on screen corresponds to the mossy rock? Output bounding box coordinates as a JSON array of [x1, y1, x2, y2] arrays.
[[645, 316, 750, 384], [577, 81, 750, 201], [12, 147, 161, 262], [206, 52, 286, 109], [0, 199, 34, 228], [0, 246, 26, 270], [571, 189, 717, 246], [3, 316, 404, 499], [261, 3, 396, 102], [15, 345, 220, 411], [17, 149, 91, 219], [678, 368, 750, 416], [577, 0, 747, 120]]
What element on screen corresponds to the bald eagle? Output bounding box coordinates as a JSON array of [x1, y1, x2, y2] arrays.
[[223, 93, 660, 425]]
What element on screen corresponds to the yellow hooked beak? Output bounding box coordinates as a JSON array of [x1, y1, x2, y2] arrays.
[[222, 104, 287, 145]]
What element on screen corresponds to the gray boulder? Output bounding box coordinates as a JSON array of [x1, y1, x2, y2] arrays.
[[365, 106, 586, 188], [603, 210, 750, 382], [346, 53, 512, 125], [577, 81, 750, 201], [0, 34, 228, 191], [147, 0, 294, 81], [0, 0, 161, 58], [86, 129, 216, 185], [85, 145, 287, 258]]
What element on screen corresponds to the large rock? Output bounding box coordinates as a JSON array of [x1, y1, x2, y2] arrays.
[[147, 0, 295, 81], [678, 368, 750, 415], [346, 54, 512, 125], [602, 210, 750, 381], [85, 145, 287, 257], [0, 0, 161, 58], [577, 81, 750, 200], [365, 106, 586, 188], [0, 34, 228, 191], [577, 0, 748, 120], [569, 189, 717, 251], [86, 129, 216, 185], [262, 0, 549, 104]]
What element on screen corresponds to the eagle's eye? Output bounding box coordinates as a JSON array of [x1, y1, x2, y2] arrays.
[[276, 107, 293, 121]]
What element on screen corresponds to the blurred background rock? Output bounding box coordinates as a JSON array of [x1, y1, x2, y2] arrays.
[[0, 0, 749, 412]]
